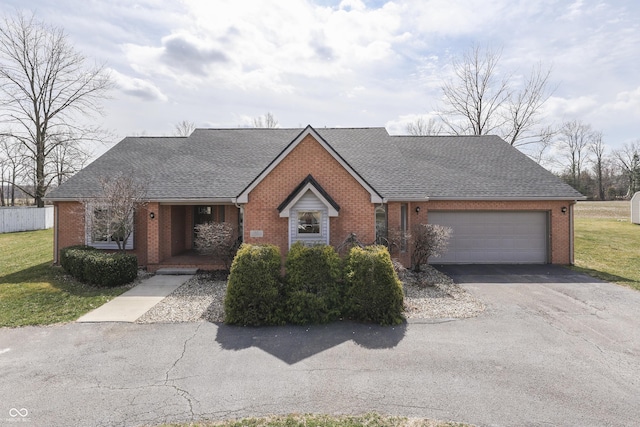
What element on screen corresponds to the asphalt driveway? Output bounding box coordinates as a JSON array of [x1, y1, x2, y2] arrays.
[[1, 266, 639, 427]]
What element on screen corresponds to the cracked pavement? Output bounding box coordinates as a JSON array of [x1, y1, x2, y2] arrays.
[[1, 266, 639, 427]]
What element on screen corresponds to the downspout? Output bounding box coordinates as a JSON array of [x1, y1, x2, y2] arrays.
[[233, 199, 244, 243], [570, 202, 575, 265]]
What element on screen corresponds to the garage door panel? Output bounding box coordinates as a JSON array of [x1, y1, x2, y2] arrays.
[[429, 211, 548, 264]]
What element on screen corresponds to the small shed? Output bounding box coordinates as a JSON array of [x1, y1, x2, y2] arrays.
[[632, 192, 640, 224]]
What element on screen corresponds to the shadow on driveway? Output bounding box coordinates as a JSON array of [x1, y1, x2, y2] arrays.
[[432, 264, 609, 284], [215, 321, 407, 365]]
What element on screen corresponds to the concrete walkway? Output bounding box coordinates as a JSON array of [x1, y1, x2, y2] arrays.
[[76, 274, 193, 322]]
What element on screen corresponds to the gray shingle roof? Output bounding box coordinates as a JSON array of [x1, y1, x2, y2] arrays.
[[47, 127, 584, 201]]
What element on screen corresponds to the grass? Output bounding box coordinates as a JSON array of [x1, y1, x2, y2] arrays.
[[160, 413, 469, 427], [573, 201, 640, 291], [0, 229, 130, 327]]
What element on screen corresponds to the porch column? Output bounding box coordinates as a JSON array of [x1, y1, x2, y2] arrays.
[[147, 202, 160, 264]]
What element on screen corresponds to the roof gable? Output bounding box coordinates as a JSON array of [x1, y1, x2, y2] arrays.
[[236, 125, 383, 204], [278, 174, 340, 217]]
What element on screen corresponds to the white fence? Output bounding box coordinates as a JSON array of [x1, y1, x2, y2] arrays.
[[0, 206, 54, 233]]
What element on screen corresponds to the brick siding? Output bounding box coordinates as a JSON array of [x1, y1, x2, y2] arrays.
[[243, 134, 375, 258]]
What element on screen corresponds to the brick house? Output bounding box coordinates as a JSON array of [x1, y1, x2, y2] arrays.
[[47, 126, 585, 271]]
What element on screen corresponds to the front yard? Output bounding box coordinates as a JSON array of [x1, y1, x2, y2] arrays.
[[2, 202, 638, 327], [0, 229, 130, 327]]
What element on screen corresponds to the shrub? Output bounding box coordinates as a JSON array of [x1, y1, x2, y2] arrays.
[[194, 221, 240, 271], [344, 245, 404, 326], [60, 245, 137, 287], [224, 244, 284, 326], [411, 223, 452, 272], [284, 242, 343, 324], [82, 252, 138, 287], [286, 290, 329, 325], [60, 245, 98, 282]]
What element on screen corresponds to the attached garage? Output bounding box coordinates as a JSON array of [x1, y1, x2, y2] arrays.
[[428, 211, 549, 264]]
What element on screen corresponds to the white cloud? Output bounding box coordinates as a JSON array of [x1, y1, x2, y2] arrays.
[[120, 0, 408, 92], [603, 86, 640, 114], [542, 95, 599, 120], [109, 69, 168, 102], [3, 0, 638, 150]]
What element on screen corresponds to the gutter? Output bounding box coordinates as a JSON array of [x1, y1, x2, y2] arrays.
[[381, 196, 586, 203]]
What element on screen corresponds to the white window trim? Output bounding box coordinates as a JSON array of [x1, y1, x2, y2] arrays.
[[85, 203, 134, 250], [279, 182, 339, 218]]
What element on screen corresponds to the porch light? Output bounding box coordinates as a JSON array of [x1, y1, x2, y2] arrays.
[[150, 212, 155, 219], [561, 206, 567, 214], [415, 206, 421, 214]]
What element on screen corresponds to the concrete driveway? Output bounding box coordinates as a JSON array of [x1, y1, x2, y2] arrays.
[[1, 266, 639, 427]]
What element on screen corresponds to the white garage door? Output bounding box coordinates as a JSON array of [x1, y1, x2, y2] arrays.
[[428, 211, 548, 264]]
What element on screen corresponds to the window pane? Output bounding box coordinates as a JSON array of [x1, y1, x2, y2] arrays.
[[92, 208, 109, 241], [298, 211, 321, 234], [375, 205, 387, 244]]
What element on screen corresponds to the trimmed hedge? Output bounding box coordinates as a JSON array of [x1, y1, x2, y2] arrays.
[[223, 242, 406, 327], [284, 242, 343, 324], [60, 245, 138, 287], [344, 245, 404, 325], [224, 244, 284, 326], [60, 245, 97, 282]]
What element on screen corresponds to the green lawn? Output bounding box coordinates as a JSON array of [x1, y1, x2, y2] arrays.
[[573, 201, 640, 291], [0, 229, 129, 327]]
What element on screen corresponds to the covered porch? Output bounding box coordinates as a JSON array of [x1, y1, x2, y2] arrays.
[[145, 203, 240, 272]]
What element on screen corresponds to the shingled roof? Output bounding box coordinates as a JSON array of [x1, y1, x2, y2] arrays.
[[47, 126, 584, 202]]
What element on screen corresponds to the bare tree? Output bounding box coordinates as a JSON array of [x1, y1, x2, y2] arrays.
[[589, 131, 606, 200], [0, 135, 28, 206], [252, 112, 279, 128], [439, 45, 553, 147], [527, 124, 557, 167], [85, 174, 147, 253], [174, 120, 196, 137], [613, 141, 640, 198], [194, 221, 240, 271], [405, 117, 442, 136], [48, 135, 90, 188], [410, 223, 452, 272], [0, 12, 112, 207], [556, 120, 594, 191]]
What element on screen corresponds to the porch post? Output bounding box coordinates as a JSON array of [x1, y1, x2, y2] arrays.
[[147, 202, 160, 265]]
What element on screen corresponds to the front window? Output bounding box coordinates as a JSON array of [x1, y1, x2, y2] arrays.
[[298, 211, 321, 234], [86, 204, 134, 250], [375, 205, 387, 244], [400, 203, 408, 252]]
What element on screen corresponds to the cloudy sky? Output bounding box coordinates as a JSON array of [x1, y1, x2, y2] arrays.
[[1, 0, 638, 157]]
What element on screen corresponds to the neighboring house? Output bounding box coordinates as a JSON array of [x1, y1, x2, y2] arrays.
[[46, 126, 585, 271]]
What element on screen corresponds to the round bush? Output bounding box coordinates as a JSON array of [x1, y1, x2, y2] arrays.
[[224, 244, 284, 326], [344, 245, 404, 326], [284, 242, 344, 323]]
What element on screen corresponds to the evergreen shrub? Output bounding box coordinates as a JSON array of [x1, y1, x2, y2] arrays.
[[224, 244, 284, 326], [344, 245, 404, 325]]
